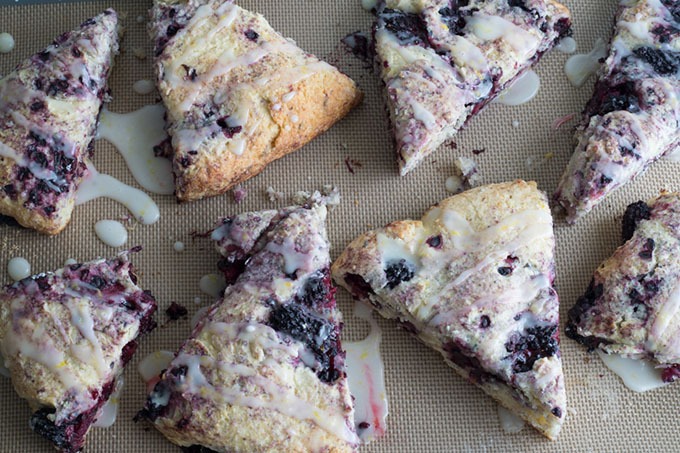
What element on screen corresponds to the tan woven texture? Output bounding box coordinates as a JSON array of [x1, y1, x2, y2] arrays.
[[0, 1, 677, 452]]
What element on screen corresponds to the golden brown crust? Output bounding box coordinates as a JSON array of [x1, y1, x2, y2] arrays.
[[150, 0, 363, 202]]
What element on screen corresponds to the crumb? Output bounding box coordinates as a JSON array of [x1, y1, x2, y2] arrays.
[[132, 47, 147, 60], [232, 185, 247, 203], [165, 302, 188, 321], [448, 142, 458, 150], [472, 148, 485, 155], [344, 156, 363, 174], [447, 157, 480, 194], [292, 190, 313, 205], [266, 186, 285, 202], [341, 31, 373, 70], [544, 152, 554, 160]]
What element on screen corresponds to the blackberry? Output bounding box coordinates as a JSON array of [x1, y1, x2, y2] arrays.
[[633, 46, 679, 75], [638, 238, 655, 260], [344, 273, 375, 299], [245, 29, 259, 41], [165, 302, 188, 320], [384, 259, 415, 289], [426, 235, 442, 249], [504, 324, 558, 373], [621, 201, 651, 243], [381, 8, 429, 46]]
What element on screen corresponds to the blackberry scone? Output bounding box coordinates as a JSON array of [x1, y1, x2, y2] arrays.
[[332, 180, 567, 439], [372, 0, 571, 175], [0, 10, 119, 234], [0, 253, 157, 452], [555, 0, 680, 222], [566, 193, 680, 383], [149, 0, 363, 201], [139, 203, 358, 451]]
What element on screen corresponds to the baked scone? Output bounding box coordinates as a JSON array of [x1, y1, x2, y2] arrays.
[[566, 193, 680, 383], [139, 203, 358, 451], [554, 0, 680, 222], [0, 10, 119, 234], [149, 0, 363, 201], [332, 181, 567, 439], [0, 253, 157, 452], [372, 0, 571, 175]]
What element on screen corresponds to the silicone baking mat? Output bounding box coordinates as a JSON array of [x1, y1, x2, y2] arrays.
[[0, 0, 678, 451]]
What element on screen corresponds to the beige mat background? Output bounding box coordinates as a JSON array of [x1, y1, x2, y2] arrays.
[[0, 0, 677, 451]]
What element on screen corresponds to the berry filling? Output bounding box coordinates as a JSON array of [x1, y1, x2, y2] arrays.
[[632, 46, 679, 76], [379, 8, 429, 47], [166, 302, 189, 320], [621, 200, 651, 243], [344, 273, 375, 300], [267, 302, 342, 384], [384, 259, 415, 289], [504, 324, 559, 373]]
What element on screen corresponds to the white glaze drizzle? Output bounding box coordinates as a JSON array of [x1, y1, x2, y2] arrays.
[[76, 161, 161, 225], [596, 351, 668, 393], [97, 105, 174, 195], [495, 70, 540, 106], [94, 220, 128, 248], [465, 14, 540, 59], [132, 79, 155, 95], [265, 236, 314, 275], [564, 39, 607, 87], [68, 298, 109, 378], [172, 321, 359, 445], [7, 257, 31, 281], [344, 302, 388, 442]]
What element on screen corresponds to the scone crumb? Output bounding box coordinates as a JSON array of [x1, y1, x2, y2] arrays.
[[232, 185, 248, 203], [447, 157, 480, 194], [132, 47, 147, 60], [265, 186, 285, 202]]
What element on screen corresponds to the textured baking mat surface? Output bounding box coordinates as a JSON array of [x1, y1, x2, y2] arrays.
[[0, 0, 678, 452]]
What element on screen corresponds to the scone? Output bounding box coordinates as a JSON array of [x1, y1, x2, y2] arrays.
[[0, 253, 157, 452], [372, 0, 571, 175], [566, 193, 680, 382], [554, 0, 680, 222], [149, 0, 363, 201], [0, 10, 119, 234], [139, 203, 358, 451], [332, 181, 567, 439]]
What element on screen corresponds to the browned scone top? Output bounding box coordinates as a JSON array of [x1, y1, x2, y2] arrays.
[[0, 11, 119, 234], [149, 0, 364, 202]]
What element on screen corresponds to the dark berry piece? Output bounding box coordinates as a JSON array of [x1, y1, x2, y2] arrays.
[[426, 235, 442, 249], [633, 46, 679, 75], [43, 206, 56, 216], [639, 238, 655, 260], [245, 29, 259, 41], [166, 23, 180, 38], [182, 64, 198, 81], [504, 324, 558, 373], [438, 4, 470, 36], [47, 79, 70, 96], [551, 407, 562, 418], [344, 273, 375, 299], [17, 167, 31, 181], [216, 117, 243, 138], [267, 303, 340, 383], [88, 275, 107, 289], [72, 46, 82, 58], [297, 271, 330, 309], [498, 267, 513, 276], [139, 381, 171, 421], [480, 315, 491, 328], [384, 259, 415, 289], [30, 100, 45, 112], [181, 446, 220, 453], [170, 365, 188, 377], [381, 8, 429, 46], [3, 184, 17, 199], [153, 138, 173, 158], [165, 302, 188, 320], [662, 364, 680, 383], [29, 408, 69, 449], [621, 201, 651, 243], [598, 175, 613, 188], [358, 421, 371, 430], [442, 341, 498, 384], [179, 156, 192, 168]]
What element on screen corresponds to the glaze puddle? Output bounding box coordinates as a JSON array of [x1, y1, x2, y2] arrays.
[[497, 406, 525, 434], [138, 350, 175, 390], [94, 220, 128, 248], [98, 104, 174, 195], [564, 39, 607, 87], [344, 302, 388, 443], [93, 377, 124, 428], [596, 350, 668, 392], [555, 36, 577, 54], [76, 161, 160, 225], [495, 70, 540, 106], [7, 257, 31, 281], [199, 273, 227, 299]]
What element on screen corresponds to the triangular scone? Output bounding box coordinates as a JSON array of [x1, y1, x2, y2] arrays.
[[139, 204, 358, 451], [567, 193, 680, 382], [149, 0, 363, 201], [555, 0, 680, 222], [332, 180, 567, 439], [0, 254, 157, 452], [373, 0, 571, 175], [0, 11, 119, 234]]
